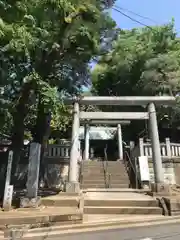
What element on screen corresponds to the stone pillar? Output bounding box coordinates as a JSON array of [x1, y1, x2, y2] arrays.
[[3, 151, 13, 211], [26, 143, 41, 198], [84, 124, 90, 161], [66, 102, 80, 192], [139, 138, 144, 156], [90, 148, 94, 159], [165, 138, 171, 158], [117, 124, 123, 160], [20, 143, 41, 208], [148, 103, 164, 184]]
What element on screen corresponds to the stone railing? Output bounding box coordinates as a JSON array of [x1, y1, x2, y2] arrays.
[[43, 140, 81, 189], [130, 138, 179, 185], [44, 144, 71, 159], [139, 138, 180, 159], [44, 140, 82, 160], [0, 140, 83, 191], [0, 140, 73, 159]]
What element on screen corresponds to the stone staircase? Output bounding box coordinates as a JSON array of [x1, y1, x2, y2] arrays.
[[40, 160, 163, 216], [83, 191, 163, 215], [80, 161, 163, 215], [41, 190, 163, 216], [80, 161, 130, 189]]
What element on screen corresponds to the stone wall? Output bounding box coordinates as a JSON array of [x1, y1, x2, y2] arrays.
[[147, 159, 180, 185], [0, 152, 76, 196], [130, 139, 180, 186], [0, 160, 71, 192], [173, 161, 180, 185], [44, 158, 81, 189], [148, 161, 175, 184], [43, 159, 69, 190]]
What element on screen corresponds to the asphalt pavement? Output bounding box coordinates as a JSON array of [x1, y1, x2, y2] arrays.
[[55, 223, 180, 240]]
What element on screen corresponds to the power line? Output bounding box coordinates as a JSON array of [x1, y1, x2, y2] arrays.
[[112, 7, 180, 35], [114, 4, 158, 24], [112, 7, 154, 30]]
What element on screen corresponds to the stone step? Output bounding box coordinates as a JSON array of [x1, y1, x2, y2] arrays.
[[84, 206, 162, 215], [82, 180, 129, 184], [82, 170, 105, 174], [83, 165, 126, 168], [84, 199, 158, 207], [83, 163, 126, 166], [83, 175, 129, 179], [82, 171, 128, 176], [82, 188, 150, 193], [83, 161, 125, 165], [82, 168, 127, 172], [82, 183, 130, 187], [41, 197, 80, 208], [83, 163, 126, 167], [82, 175, 129, 179], [83, 165, 127, 170], [83, 165, 127, 168], [82, 176, 106, 180], [83, 177, 129, 182], [83, 162, 126, 165], [81, 183, 129, 189], [83, 172, 128, 177]]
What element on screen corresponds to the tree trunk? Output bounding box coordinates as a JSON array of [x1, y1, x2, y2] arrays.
[[11, 82, 32, 184], [31, 100, 51, 187]]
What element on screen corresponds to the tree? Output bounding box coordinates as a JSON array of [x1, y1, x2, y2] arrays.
[[92, 21, 180, 141], [0, 0, 117, 174]]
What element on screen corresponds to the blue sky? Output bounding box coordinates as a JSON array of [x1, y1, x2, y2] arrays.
[[112, 0, 180, 33], [84, 1, 180, 91]]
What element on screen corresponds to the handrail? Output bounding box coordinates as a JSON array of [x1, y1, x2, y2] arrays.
[[79, 159, 84, 185], [102, 144, 110, 188], [124, 150, 140, 189], [78, 147, 83, 185]]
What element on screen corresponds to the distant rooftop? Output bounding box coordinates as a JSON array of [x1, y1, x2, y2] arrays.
[[79, 126, 117, 140]]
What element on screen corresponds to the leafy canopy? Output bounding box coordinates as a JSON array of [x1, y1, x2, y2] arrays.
[[0, 0, 116, 138], [92, 21, 180, 138]]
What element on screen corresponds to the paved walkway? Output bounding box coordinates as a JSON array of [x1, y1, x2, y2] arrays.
[[51, 222, 180, 240], [10, 215, 180, 240], [0, 207, 82, 229]]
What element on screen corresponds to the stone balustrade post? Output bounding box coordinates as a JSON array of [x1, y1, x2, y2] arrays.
[[165, 138, 171, 158]]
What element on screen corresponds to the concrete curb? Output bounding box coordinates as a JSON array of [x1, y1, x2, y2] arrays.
[[3, 216, 180, 239], [0, 211, 83, 230]]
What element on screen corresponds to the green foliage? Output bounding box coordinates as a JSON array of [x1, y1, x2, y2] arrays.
[[92, 21, 180, 138], [93, 21, 180, 97], [0, 0, 116, 139]]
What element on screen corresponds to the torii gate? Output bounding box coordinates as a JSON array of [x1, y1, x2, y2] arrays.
[[65, 96, 175, 193], [81, 120, 131, 161]]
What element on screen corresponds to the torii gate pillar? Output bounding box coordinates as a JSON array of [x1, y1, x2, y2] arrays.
[[84, 124, 90, 161], [148, 102, 164, 183], [117, 124, 123, 160], [65, 102, 80, 193]]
